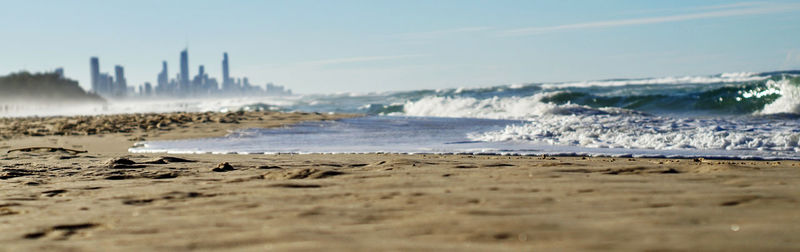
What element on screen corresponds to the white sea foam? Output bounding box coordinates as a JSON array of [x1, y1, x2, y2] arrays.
[[758, 79, 800, 115], [402, 94, 560, 119], [471, 115, 800, 152], [509, 83, 526, 89], [720, 72, 758, 78], [402, 93, 643, 119]]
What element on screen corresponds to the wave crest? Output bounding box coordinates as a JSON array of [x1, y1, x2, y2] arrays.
[[758, 78, 800, 115], [401, 94, 643, 119]]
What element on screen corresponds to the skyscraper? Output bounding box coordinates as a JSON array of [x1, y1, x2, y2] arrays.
[[180, 49, 189, 92], [144, 82, 152, 96], [90, 57, 100, 93], [193, 65, 206, 94], [97, 73, 113, 96], [222, 53, 231, 91], [114, 65, 127, 96], [157, 61, 168, 94]]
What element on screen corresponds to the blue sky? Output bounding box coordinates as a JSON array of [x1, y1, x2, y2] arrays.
[[1, 0, 799, 93]]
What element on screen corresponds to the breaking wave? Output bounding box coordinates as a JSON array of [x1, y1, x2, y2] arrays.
[[393, 74, 800, 154], [126, 70, 800, 159]]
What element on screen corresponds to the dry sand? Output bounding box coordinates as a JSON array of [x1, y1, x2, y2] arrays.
[[1, 111, 799, 251]]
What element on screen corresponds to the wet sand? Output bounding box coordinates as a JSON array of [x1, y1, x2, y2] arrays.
[[1, 111, 799, 251]]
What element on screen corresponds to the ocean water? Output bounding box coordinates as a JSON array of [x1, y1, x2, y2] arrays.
[[77, 71, 800, 159]]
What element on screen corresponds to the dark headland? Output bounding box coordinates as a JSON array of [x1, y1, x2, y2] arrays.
[[0, 71, 104, 104]]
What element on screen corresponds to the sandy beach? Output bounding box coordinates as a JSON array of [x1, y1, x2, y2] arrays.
[[1, 111, 799, 251]]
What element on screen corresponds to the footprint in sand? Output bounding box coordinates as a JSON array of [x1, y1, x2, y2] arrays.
[[268, 183, 323, 188], [41, 189, 67, 197], [23, 223, 98, 240], [720, 195, 761, 207], [265, 168, 345, 180]]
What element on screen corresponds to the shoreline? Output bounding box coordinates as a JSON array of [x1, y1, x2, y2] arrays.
[[127, 148, 800, 161], [1, 111, 799, 250], [1, 111, 360, 154]]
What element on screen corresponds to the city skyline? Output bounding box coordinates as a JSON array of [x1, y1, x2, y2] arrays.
[[1, 1, 800, 93], [90, 49, 291, 98]]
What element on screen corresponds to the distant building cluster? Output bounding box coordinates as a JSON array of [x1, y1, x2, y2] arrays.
[[90, 49, 291, 98], [90, 58, 128, 97]]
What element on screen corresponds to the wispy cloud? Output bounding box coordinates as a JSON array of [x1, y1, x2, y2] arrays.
[[394, 26, 492, 40], [499, 2, 800, 36], [298, 54, 426, 66], [691, 1, 767, 11]]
